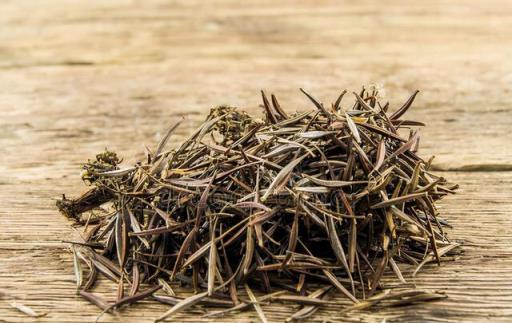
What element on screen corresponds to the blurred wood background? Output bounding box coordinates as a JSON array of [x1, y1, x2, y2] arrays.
[[1, 0, 511, 322]]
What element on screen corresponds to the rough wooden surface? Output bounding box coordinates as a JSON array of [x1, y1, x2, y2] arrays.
[[1, 1, 511, 322]]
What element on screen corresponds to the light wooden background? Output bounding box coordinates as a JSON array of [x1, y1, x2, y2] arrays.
[[1, 0, 511, 322]]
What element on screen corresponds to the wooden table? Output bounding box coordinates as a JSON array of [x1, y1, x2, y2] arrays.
[[1, 1, 511, 321]]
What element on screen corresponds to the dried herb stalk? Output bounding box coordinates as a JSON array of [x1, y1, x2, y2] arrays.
[[58, 88, 458, 321]]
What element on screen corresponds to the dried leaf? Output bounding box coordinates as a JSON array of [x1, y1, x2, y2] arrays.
[[154, 291, 208, 322]]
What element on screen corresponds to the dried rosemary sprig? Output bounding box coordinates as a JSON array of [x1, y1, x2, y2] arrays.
[[58, 88, 458, 321]]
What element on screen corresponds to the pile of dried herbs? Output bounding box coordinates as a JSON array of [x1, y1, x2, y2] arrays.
[[57, 88, 459, 322]]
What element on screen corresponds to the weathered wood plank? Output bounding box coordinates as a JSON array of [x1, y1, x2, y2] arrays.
[[1, 172, 511, 322], [0, 0, 511, 321]]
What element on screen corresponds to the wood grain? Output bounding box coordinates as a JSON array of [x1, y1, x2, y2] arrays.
[[1, 0, 511, 322]]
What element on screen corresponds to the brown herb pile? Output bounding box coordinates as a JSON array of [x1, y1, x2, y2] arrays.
[[57, 88, 459, 322]]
